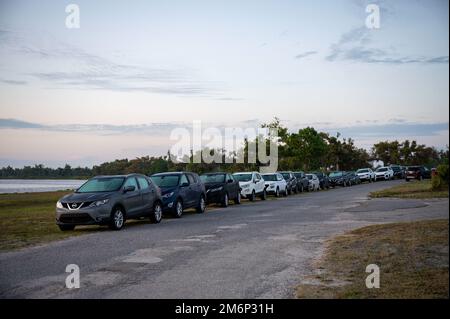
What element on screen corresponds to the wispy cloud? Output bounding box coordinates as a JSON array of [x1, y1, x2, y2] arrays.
[[326, 26, 449, 64], [294, 51, 318, 59], [0, 28, 225, 97]]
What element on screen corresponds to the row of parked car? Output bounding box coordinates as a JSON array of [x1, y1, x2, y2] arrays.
[[55, 165, 432, 231]]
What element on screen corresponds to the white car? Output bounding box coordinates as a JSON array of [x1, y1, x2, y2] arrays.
[[374, 167, 394, 181], [305, 173, 320, 191], [261, 173, 288, 197], [356, 168, 375, 182], [233, 171, 266, 201]]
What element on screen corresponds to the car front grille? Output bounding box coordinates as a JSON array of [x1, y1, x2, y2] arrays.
[[62, 201, 93, 210], [59, 213, 94, 224]]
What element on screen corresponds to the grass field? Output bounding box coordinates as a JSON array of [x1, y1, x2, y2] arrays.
[[0, 191, 81, 251], [370, 180, 448, 199], [297, 219, 449, 299]]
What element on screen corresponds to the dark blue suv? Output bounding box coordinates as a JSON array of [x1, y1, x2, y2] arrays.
[[150, 172, 206, 218]]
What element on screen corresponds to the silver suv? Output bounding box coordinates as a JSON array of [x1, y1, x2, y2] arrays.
[[56, 174, 163, 231]]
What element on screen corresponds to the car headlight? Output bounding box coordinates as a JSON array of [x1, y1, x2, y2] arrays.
[[162, 192, 174, 199], [209, 186, 223, 192], [89, 199, 109, 207], [56, 201, 63, 209], [241, 184, 250, 189]]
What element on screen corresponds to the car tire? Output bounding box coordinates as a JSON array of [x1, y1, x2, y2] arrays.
[[275, 187, 280, 197], [109, 206, 125, 230], [249, 190, 255, 201], [419, 175, 423, 181], [283, 187, 288, 196], [173, 199, 183, 218], [58, 225, 75, 231], [234, 192, 241, 204], [196, 195, 206, 213], [150, 201, 162, 223], [221, 193, 229, 207]]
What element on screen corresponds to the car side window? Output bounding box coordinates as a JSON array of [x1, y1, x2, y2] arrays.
[[255, 173, 261, 181], [179, 174, 189, 185], [227, 174, 234, 182], [187, 174, 195, 184], [137, 177, 150, 190], [123, 177, 139, 190]]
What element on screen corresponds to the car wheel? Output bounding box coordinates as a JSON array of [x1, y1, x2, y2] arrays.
[[173, 199, 183, 218], [58, 225, 75, 231], [275, 187, 280, 197], [293, 186, 298, 194], [150, 201, 162, 223], [234, 192, 241, 204], [405, 178, 409, 182], [249, 190, 255, 201], [197, 195, 206, 213], [109, 206, 125, 230], [260, 189, 267, 200], [283, 187, 288, 196], [221, 193, 229, 207], [419, 175, 423, 181]]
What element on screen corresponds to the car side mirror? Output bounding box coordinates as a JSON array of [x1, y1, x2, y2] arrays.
[[123, 185, 135, 193], [228, 179, 234, 183], [180, 182, 189, 187]]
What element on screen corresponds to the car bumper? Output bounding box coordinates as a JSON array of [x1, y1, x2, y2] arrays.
[[205, 191, 224, 204], [56, 205, 112, 225]]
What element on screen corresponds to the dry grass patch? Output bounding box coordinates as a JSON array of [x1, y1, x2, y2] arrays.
[[297, 219, 449, 299], [370, 180, 448, 199]]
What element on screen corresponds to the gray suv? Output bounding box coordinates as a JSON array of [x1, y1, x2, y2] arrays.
[[56, 174, 163, 231]]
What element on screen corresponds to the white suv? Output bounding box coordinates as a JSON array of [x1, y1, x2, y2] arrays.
[[374, 167, 394, 181], [233, 172, 267, 201], [261, 173, 288, 197], [356, 168, 375, 182]]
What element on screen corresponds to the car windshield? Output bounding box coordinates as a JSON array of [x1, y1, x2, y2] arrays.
[[357, 169, 368, 173], [262, 174, 277, 181], [407, 167, 420, 171], [306, 174, 313, 179], [76, 177, 124, 193], [233, 173, 252, 182], [281, 173, 290, 179], [200, 174, 225, 183], [294, 173, 302, 178], [150, 175, 180, 187], [329, 172, 342, 177], [376, 167, 388, 172]]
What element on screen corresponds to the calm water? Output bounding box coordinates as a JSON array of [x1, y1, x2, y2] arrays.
[[0, 179, 86, 194]]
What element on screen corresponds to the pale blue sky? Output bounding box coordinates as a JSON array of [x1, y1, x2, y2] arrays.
[[0, 0, 448, 167]]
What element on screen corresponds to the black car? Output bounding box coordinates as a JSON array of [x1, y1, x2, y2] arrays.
[[328, 171, 351, 187], [346, 171, 361, 185], [312, 172, 330, 189], [278, 171, 298, 194], [405, 166, 431, 181], [293, 171, 309, 192], [150, 172, 206, 218], [390, 165, 405, 179], [200, 172, 241, 207], [56, 174, 163, 231]]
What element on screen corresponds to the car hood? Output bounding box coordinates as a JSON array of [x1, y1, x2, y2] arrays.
[[238, 181, 252, 186], [61, 192, 114, 202], [375, 171, 387, 175]]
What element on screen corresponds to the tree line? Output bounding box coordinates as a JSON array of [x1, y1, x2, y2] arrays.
[[1, 119, 448, 179]]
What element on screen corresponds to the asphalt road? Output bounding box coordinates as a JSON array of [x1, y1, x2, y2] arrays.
[[0, 180, 448, 298]]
